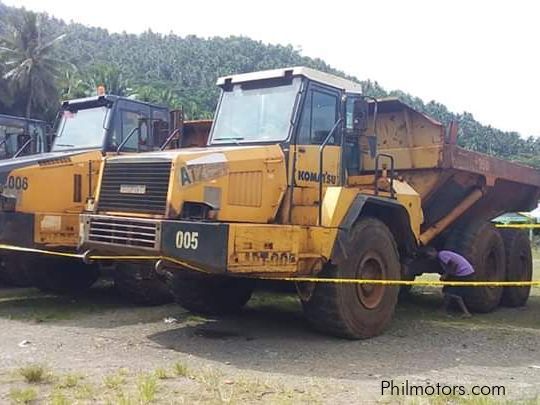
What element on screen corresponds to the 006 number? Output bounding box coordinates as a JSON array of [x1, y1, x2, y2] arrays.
[[175, 231, 199, 250]]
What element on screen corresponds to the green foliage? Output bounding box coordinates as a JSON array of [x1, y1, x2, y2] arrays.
[[137, 374, 157, 403], [0, 3, 538, 165], [18, 363, 48, 383], [173, 361, 189, 377], [9, 387, 37, 404], [0, 10, 66, 118]]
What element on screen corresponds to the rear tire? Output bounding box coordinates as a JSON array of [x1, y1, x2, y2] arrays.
[[0, 253, 33, 287], [500, 229, 532, 307], [113, 262, 173, 306], [444, 221, 505, 313], [302, 217, 400, 339], [169, 270, 255, 315], [26, 256, 99, 294]]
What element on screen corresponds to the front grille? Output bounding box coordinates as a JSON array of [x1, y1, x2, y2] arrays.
[[98, 161, 172, 215], [87, 216, 160, 249]]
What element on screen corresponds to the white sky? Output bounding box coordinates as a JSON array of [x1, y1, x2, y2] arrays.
[[5, 0, 540, 137]]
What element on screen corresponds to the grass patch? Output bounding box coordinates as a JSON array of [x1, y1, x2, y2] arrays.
[[154, 368, 169, 379], [73, 382, 95, 400], [103, 370, 127, 390], [49, 389, 70, 405], [0, 284, 125, 322], [57, 373, 83, 389], [173, 361, 189, 377], [115, 391, 134, 405], [249, 291, 301, 313], [137, 374, 158, 403], [18, 364, 49, 384], [9, 387, 37, 404]]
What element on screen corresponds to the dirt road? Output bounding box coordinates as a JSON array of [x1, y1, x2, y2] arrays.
[[0, 266, 538, 404]]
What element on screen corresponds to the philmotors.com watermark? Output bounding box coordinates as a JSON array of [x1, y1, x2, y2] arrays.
[[381, 379, 506, 397]]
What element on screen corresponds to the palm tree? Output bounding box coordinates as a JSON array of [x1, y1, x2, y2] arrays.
[[0, 11, 66, 118], [86, 64, 131, 97]]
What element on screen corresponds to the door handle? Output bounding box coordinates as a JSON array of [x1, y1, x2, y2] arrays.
[[298, 147, 306, 153]]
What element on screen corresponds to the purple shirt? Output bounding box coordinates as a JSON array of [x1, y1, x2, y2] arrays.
[[437, 250, 474, 277]]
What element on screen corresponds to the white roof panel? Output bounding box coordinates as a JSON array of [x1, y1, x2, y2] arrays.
[[217, 66, 362, 92]]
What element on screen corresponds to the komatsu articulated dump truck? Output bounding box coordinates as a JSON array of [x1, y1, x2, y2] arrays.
[[80, 67, 540, 338], [0, 94, 210, 304]]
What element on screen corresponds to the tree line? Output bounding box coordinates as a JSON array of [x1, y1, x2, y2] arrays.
[[0, 4, 538, 167]]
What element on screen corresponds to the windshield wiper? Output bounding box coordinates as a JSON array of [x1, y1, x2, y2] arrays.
[[54, 143, 75, 147]]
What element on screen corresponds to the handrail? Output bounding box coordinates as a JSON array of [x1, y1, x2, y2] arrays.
[[116, 126, 139, 154], [160, 127, 181, 150], [374, 153, 395, 198], [13, 137, 32, 158], [318, 118, 343, 226]]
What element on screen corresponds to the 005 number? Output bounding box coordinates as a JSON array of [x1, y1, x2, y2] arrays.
[[175, 231, 199, 250]]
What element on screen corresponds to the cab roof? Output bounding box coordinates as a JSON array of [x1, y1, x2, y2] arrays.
[[217, 66, 363, 93]]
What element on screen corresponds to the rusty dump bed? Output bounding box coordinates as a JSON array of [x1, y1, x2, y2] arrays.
[[363, 99, 540, 235]]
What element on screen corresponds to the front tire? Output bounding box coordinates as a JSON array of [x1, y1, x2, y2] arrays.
[[26, 256, 99, 294], [0, 253, 33, 287], [169, 270, 255, 315], [302, 217, 400, 339], [113, 262, 173, 306]]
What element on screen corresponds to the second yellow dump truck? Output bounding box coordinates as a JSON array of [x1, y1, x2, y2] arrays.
[[0, 94, 210, 305], [80, 67, 539, 338]]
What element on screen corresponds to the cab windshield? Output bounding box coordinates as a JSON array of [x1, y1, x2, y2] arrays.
[[210, 78, 301, 144], [52, 106, 109, 151]]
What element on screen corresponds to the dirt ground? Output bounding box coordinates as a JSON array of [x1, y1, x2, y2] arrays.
[[0, 259, 538, 404]]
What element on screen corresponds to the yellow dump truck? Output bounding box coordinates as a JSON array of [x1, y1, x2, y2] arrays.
[[79, 67, 540, 338], [0, 94, 209, 304]]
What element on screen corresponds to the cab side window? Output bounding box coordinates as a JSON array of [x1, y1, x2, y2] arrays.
[[297, 88, 339, 145], [114, 110, 149, 152]]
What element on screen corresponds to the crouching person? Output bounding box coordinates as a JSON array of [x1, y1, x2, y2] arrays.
[[424, 248, 475, 317]]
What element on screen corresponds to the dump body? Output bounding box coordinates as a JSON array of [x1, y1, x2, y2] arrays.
[[362, 99, 540, 243]]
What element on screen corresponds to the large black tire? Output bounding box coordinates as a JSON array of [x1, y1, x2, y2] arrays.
[[113, 262, 173, 306], [26, 256, 99, 294], [168, 271, 255, 315], [444, 221, 505, 313], [0, 253, 33, 287], [302, 217, 400, 339], [500, 229, 532, 307]]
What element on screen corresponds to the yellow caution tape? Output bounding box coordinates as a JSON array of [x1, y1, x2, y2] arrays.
[[495, 224, 540, 228], [0, 243, 538, 287]]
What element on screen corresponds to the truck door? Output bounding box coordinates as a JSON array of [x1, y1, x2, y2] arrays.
[[108, 101, 152, 152], [291, 83, 342, 224]]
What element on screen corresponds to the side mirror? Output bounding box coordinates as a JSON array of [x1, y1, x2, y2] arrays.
[[352, 98, 369, 133], [137, 118, 149, 147]]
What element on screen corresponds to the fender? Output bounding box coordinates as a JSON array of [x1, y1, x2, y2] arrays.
[[330, 194, 417, 266]]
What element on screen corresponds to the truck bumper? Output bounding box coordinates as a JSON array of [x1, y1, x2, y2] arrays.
[[0, 212, 79, 250], [80, 214, 336, 276]]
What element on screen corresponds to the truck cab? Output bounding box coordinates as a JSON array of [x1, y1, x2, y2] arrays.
[[0, 114, 49, 158]]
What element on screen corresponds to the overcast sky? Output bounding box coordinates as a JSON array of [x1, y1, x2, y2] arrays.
[[5, 0, 540, 137]]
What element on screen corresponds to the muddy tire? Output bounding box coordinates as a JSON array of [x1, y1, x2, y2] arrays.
[[0, 253, 32, 287], [302, 217, 400, 339], [113, 262, 173, 306], [444, 221, 505, 313], [26, 256, 99, 294], [169, 271, 255, 315], [499, 229, 532, 307]]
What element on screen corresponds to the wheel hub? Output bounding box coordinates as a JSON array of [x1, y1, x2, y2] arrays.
[[356, 255, 385, 309]]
